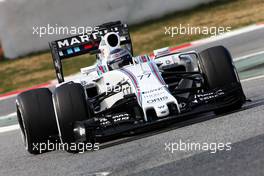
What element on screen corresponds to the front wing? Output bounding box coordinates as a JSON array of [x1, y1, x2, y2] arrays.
[[74, 82, 245, 142]]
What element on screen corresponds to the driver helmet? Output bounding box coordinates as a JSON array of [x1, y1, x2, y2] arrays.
[[108, 48, 133, 70]]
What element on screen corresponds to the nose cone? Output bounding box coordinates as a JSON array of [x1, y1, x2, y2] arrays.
[[154, 104, 169, 117]]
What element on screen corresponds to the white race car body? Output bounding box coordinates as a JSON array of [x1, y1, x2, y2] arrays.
[[96, 61, 179, 121], [60, 32, 198, 122], [16, 21, 245, 154]]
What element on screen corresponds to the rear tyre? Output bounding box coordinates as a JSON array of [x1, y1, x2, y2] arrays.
[[198, 46, 246, 114], [16, 88, 58, 154], [53, 83, 90, 152]]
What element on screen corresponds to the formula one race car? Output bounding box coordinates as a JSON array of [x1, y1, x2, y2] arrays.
[[16, 21, 246, 154]]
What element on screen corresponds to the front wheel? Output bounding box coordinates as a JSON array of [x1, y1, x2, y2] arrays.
[[53, 83, 91, 152], [16, 88, 58, 154], [198, 46, 246, 114]]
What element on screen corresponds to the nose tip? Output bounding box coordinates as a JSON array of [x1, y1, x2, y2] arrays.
[[154, 104, 169, 117]]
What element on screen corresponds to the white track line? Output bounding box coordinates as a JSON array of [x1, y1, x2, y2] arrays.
[[241, 75, 264, 82], [234, 50, 264, 62], [0, 124, 19, 133], [0, 94, 17, 101], [0, 112, 16, 120], [0, 112, 19, 133]]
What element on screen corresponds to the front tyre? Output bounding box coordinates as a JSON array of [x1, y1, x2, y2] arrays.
[[16, 88, 58, 154], [198, 46, 246, 114], [53, 83, 90, 152]]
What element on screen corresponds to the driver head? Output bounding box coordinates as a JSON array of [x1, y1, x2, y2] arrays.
[[108, 48, 133, 70]]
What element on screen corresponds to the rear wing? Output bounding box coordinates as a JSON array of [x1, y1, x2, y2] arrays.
[[49, 21, 133, 83]]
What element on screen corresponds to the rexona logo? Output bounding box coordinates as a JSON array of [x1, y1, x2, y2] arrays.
[[147, 96, 168, 104], [56, 27, 120, 48]]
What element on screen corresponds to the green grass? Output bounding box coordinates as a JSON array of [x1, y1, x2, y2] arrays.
[[1, 0, 264, 94]]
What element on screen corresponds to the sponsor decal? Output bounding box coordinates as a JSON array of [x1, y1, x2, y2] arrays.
[[196, 89, 224, 101], [112, 113, 130, 123], [57, 35, 91, 48], [143, 92, 164, 99], [142, 87, 163, 94], [137, 72, 151, 80], [147, 96, 168, 104], [158, 105, 165, 109], [100, 113, 130, 126], [56, 27, 120, 48]]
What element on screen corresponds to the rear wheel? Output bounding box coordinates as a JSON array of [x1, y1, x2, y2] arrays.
[[16, 88, 58, 154], [198, 46, 246, 114], [53, 83, 91, 152]]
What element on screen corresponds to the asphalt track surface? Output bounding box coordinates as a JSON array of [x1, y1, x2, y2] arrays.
[[0, 27, 264, 176]]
